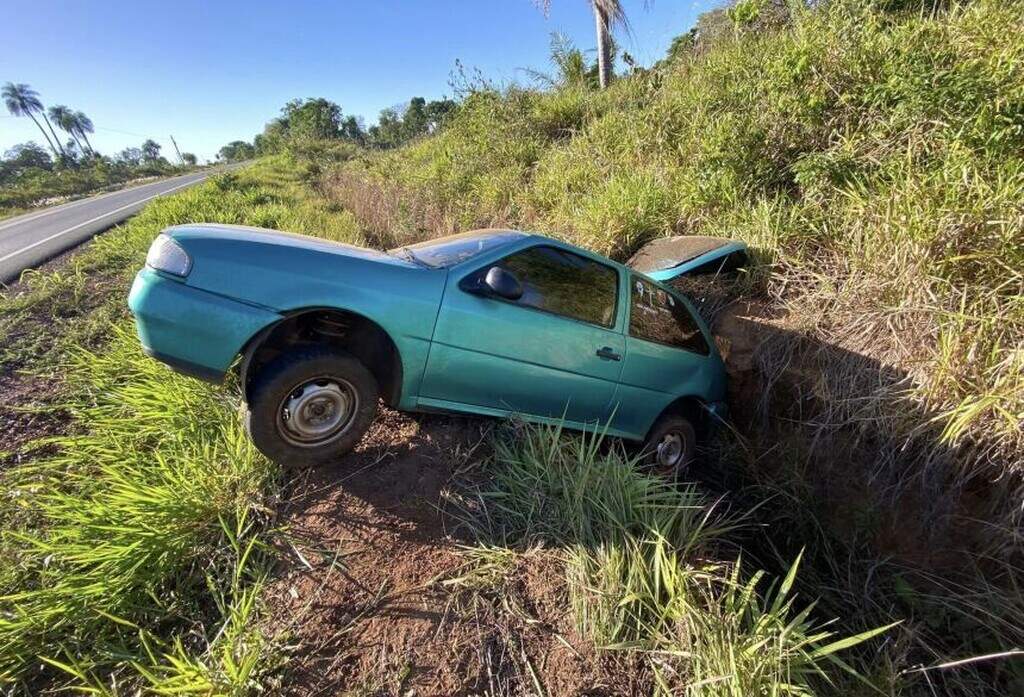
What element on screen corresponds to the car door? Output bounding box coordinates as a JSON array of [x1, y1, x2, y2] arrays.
[[419, 243, 626, 425], [611, 274, 722, 438]]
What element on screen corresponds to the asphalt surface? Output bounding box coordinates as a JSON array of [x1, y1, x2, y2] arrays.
[[0, 165, 242, 284]]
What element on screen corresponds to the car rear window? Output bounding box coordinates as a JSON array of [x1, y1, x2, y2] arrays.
[[495, 245, 618, 328], [629, 275, 709, 355]]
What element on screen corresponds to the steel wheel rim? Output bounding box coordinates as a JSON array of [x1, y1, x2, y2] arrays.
[[276, 376, 358, 447], [656, 432, 685, 470]]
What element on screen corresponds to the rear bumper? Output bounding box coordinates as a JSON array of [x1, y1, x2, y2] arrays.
[[128, 268, 280, 382]]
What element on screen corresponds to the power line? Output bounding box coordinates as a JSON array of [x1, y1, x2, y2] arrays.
[[3, 117, 156, 139], [92, 125, 155, 139]]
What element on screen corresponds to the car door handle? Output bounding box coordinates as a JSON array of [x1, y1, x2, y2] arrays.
[[596, 346, 621, 361]]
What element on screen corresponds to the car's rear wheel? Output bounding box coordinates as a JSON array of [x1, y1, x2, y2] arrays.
[[244, 346, 378, 468], [641, 413, 697, 479]]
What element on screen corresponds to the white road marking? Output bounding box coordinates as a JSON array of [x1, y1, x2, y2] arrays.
[[0, 176, 207, 264], [0, 187, 132, 232], [0, 174, 201, 232]]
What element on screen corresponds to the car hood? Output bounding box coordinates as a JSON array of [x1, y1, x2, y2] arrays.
[[165, 223, 414, 268], [160, 224, 444, 319]]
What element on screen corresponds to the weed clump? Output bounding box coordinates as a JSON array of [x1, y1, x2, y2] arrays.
[[461, 423, 892, 695]]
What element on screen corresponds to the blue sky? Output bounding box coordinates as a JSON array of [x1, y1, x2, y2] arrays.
[[2, 1, 718, 162]]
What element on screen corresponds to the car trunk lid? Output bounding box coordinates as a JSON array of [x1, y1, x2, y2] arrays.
[[626, 236, 748, 281]]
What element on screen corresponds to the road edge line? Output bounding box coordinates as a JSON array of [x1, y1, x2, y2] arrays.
[[0, 176, 208, 265]]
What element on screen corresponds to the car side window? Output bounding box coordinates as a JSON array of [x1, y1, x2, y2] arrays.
[[491, 245, 618, 328], [629, 275, 709, 355]]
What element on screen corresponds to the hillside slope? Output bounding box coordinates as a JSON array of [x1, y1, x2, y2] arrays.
[[321, 0, 1023, 692]]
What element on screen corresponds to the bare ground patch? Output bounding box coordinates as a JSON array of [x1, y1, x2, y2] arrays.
[[263, 408, 646, 696], [0, 237, 127, 460]]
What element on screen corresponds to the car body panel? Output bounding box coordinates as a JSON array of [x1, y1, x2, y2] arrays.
[[156, 224, 448, 406], [627, 236, 748, 281], [420, 237, 629, 424], [612, 333, 727, 437], [129, 225, 731, 443], [415, 395, 639, 439], [128, 268, 280, 379]]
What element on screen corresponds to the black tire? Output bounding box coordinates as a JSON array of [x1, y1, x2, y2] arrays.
[[244, 346, 378, 468], [641, 413, 697, 479]]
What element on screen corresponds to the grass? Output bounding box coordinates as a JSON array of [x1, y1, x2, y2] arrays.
[[456, 422, 895, 695], [0, 155, 355, 693], [319, 0, 1023, 693], [0, 327, 277, 692]]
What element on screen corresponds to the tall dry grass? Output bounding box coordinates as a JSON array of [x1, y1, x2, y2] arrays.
[[322, 0, 1024, 692]]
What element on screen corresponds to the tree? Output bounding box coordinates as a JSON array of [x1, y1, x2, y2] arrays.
[[48, 105, 87, 155], [217, 140, 255, 162], [535, 1, 633, 89], [2, 82, 64, 159], [424, 99, 456, 132], [281, 98, 343, 142], [340, 115, 366, 143], [141, 139, 162, 162], [4, 142, 52, 170], [117, 147, 143, 166], [527, 33, 598, 88], [404, 97, 429, 136], [254, 97, 370, 153], [1, 142, 53, 183], [368, 106, 404, 148], [181, 152, 198, 166], [366, 97, 456, 148], [254, 119, 288, 155], [61, 138, 83, 165], [73, 111, 96, 155]]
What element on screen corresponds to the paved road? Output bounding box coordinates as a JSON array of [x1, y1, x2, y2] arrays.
[[0, 165, 242, 284]]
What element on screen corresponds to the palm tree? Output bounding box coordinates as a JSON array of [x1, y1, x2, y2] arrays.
[[73, 111, 96, 155], [49, 105, 85, 153], [535, 1, 633, 89], [41, 112, 67, 160], [2, 82, 63, 159]]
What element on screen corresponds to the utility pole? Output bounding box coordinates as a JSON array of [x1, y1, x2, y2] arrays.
[[169, 135, 184, 164]]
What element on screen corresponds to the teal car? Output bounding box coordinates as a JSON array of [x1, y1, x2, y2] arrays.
[[129, 225, 734, 473]]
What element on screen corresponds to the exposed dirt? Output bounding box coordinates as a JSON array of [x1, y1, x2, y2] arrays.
[[0, 235, 125, 461], [0, 373, 66, 460], [263, 407, 646, 696]]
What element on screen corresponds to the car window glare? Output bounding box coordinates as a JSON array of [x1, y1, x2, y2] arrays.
[[391, 230, 525, 268], [629, 275, 709, 355], [491, 246, 618, 328]]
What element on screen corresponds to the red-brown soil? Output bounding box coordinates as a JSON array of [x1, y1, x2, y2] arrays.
[[263, 408, 646, 696]]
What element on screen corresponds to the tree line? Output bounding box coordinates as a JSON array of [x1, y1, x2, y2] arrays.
[[3, 82, 197, 169], [216, 95, 458, 163], [215, 1, 640, 161]]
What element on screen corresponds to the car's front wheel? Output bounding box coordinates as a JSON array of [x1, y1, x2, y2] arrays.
[[244, 346, 378, 468]]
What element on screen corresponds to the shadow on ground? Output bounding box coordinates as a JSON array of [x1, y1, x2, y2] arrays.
[[263, 289, 1022, 695]]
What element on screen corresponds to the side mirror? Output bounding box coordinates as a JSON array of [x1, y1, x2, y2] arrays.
[[482, 266, 523, 300]]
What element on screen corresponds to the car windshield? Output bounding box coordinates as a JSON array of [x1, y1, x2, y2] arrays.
[[389, 230, 526, 268]]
